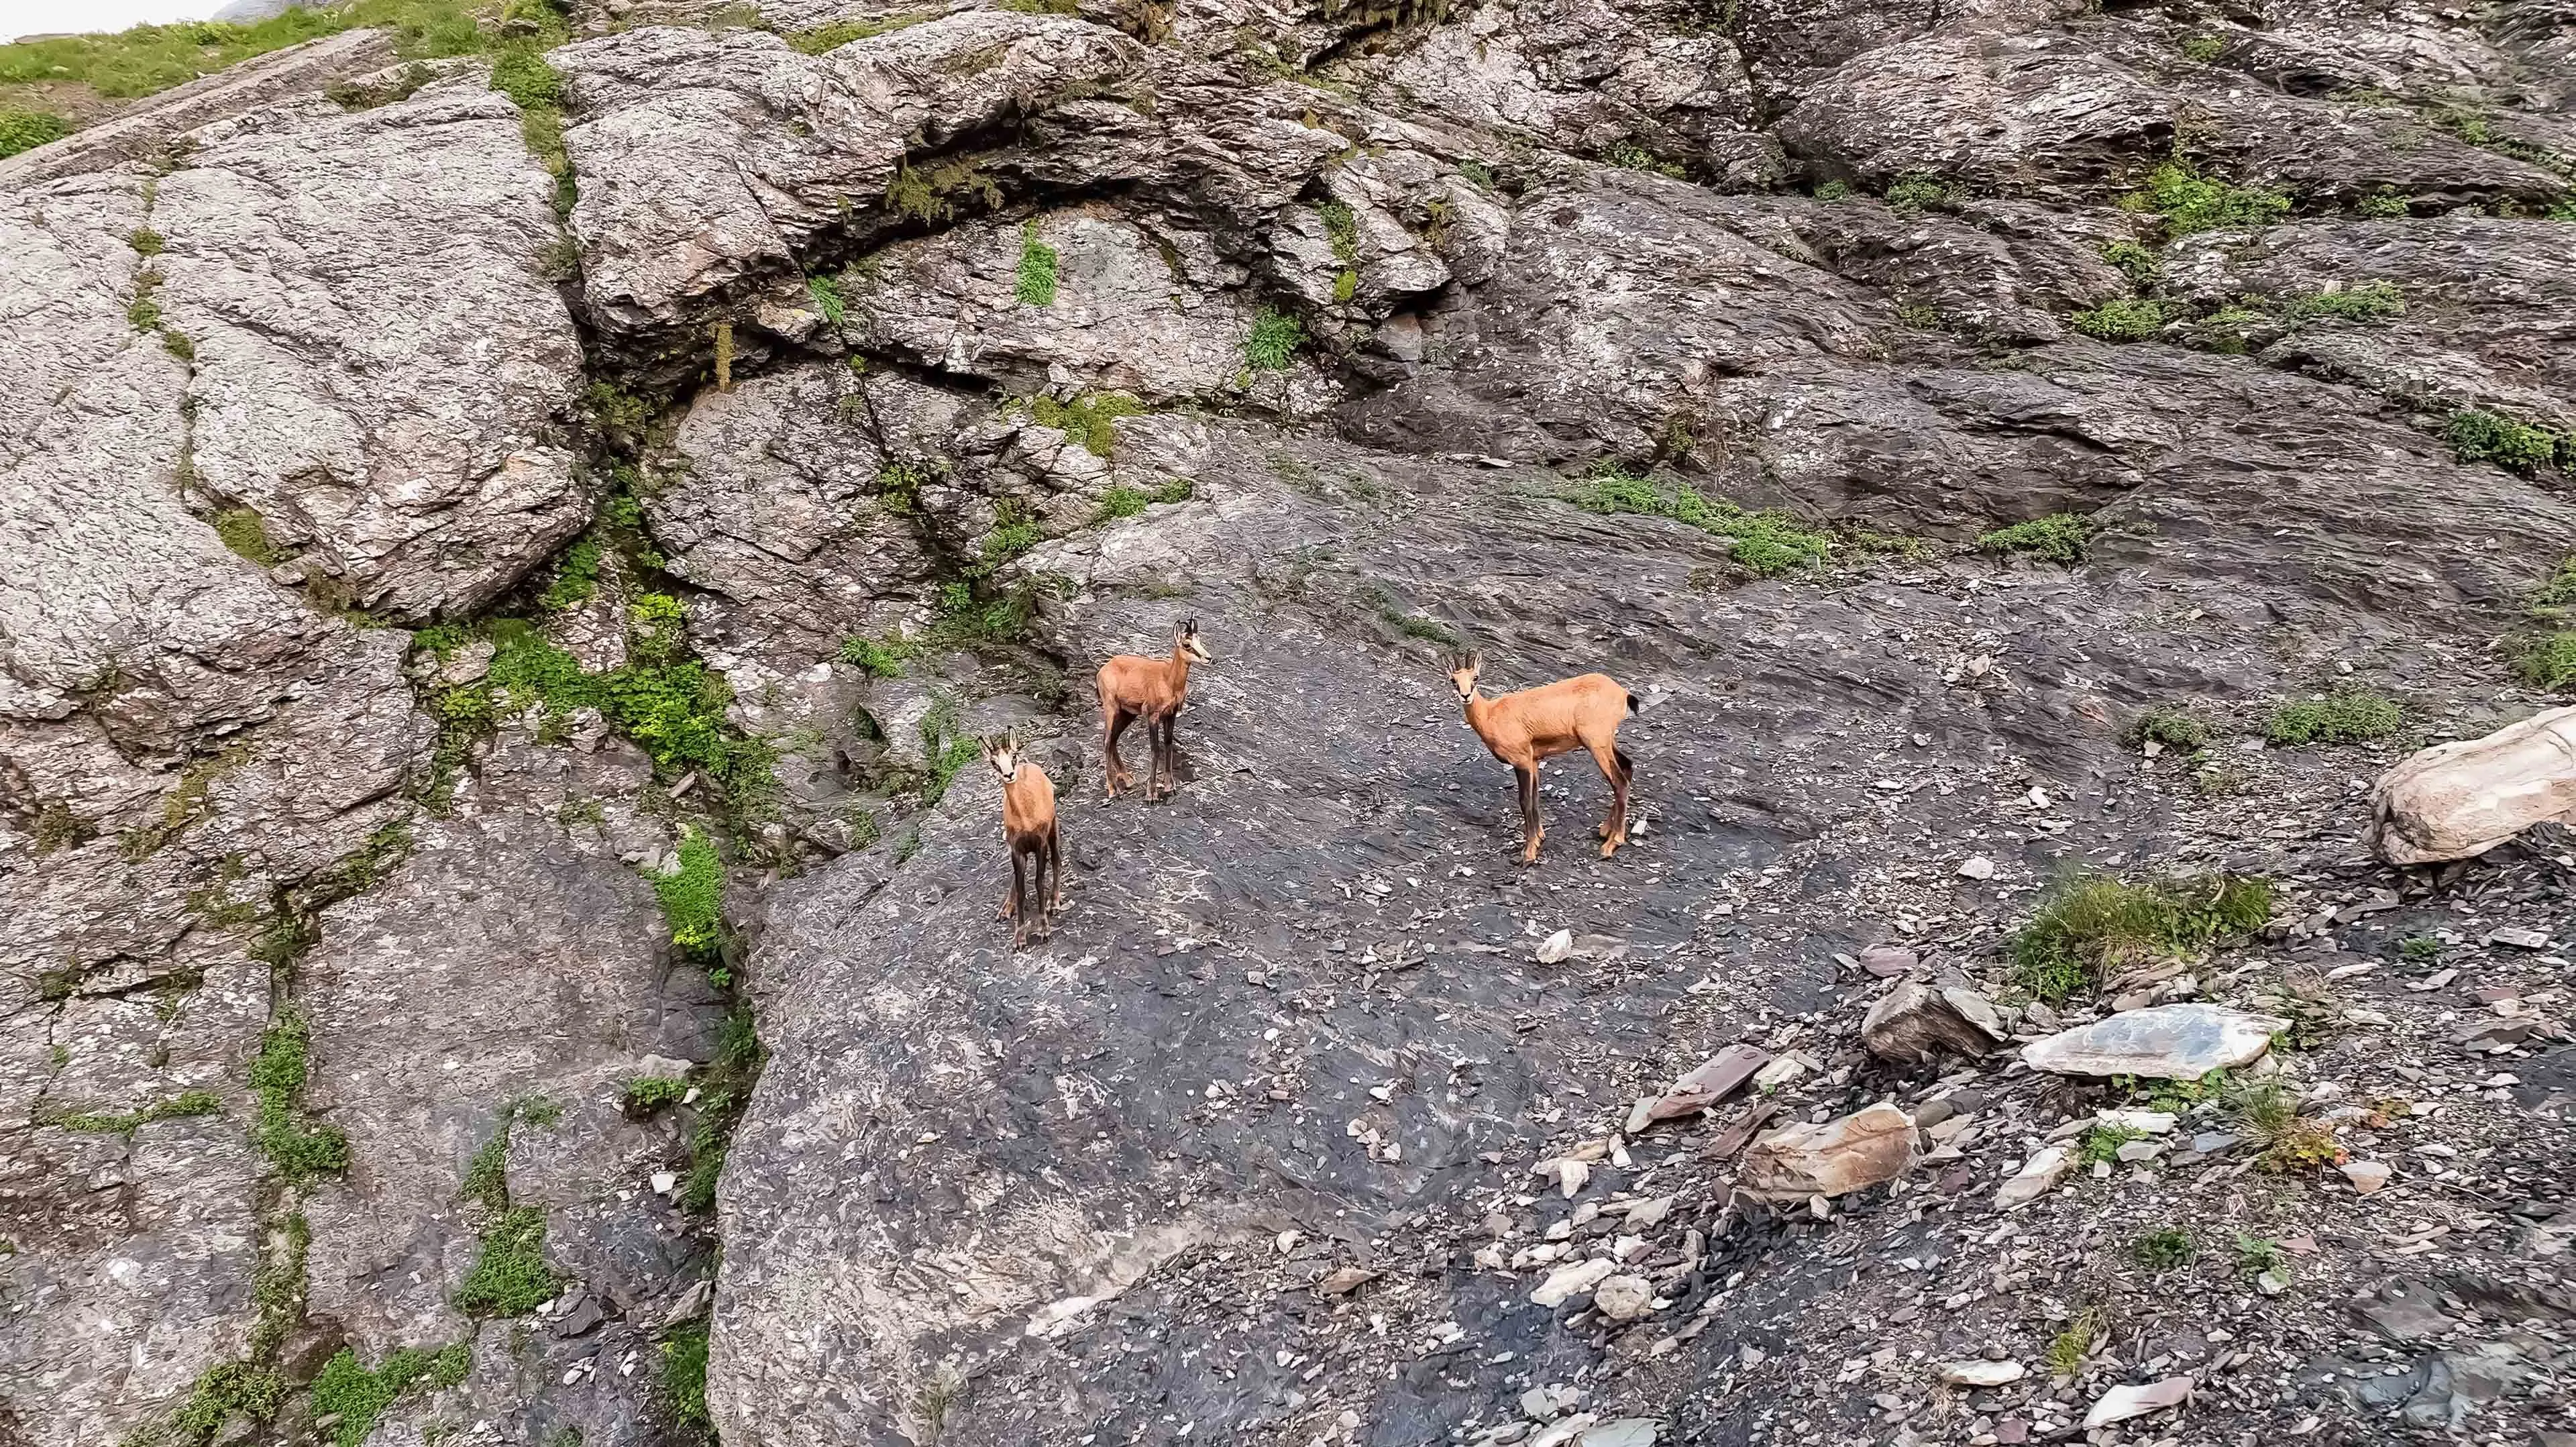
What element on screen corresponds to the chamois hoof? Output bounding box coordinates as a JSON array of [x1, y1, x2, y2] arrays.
[[1599, 839, 1620, 858]]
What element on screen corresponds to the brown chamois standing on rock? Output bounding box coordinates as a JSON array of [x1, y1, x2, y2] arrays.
[[981, 734, 1061, 946], [1446, 650, 1635, 864], [1097, 618, 1212, 801]]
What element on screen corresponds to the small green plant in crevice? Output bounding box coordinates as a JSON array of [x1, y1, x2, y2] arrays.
[[212, 506, 285, 566], [0, 107, 72, 160], [2119, 161, 2292, 237], [2445, 408, 2570, 475], [2179, 34, 2226, 62], [837, 631, 919, 678], [1601, 139, 1685, 178], [678, 1006, 765, 1214], [916, 694, 981, 807], [2233, 1231, 2289, 1283], [1320, 198, 1360, 302], [41, 1089, 222, 1136], [623, 1075, 687, 1116], [1978, 512, 2090, 564], [538, 534, 602, 610], [2043, 1306, 2106, 1377], [2099, 239, 2159, 288], [2530, 555, 2576, 616], [653, 826, 725, 959], [785, 10, 934, 52], [661, 1323, 713, 1429], [2133, 1226, 2198, 1271], [490, 50, 574, 217], [1014, 221, 1059, 307], [2515, 631, 2576, 690], [2124, 705, 2210, 753], [980, 497, 1044, 568], [2070, 295, 2172, 341], [250, 1010, 350, 1183], [887, 156, 1002, 226], [2008, 871, 2271, 1003], [2188, 303, 2271, 355], [582, 380, 653, 437], [2355, 188, 2412, 218], [2276, 280, 2404, 322], [2398, 934, 2443, 963], [1568, 465, 1831, 578], [1028, 392, 1143, 458], [2076, 1122, 2146, 1166], [2263, 690, 2400, 745], [1243, 306, 1305, 371], [151, 1359, 292, 1446], [1884, 173, 1949, 215], [1812, 178, 1852, 201], [808, 274, 847, 327], [453, 1205, 557, 1316], [309, 1340, 472, 1447]]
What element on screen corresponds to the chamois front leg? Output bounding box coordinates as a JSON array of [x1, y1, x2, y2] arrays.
[[1104, 708, 1135, 798], [1007, 846, 1028, 944], [1514, 763, 1545, 865], [1155, 711, 1180, 800], [1588, 741, 1631, 855], [1044, 824, 1063, 917]]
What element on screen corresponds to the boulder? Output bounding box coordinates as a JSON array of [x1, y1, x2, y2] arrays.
[[1738, 1103, 1917, 1201], [2371, 706, 2576, 865], [1862, 981, 2006, 1064], [2021, 1004, 2290, 1081]]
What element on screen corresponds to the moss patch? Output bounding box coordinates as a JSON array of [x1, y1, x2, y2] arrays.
[[654, 826, 725, 957], [2263, 691, 2400, 745], [212, 507, 285, 566], [1029, 392, 1142, 458], [1570, 466, 1830, 577], [309, 1340, 472, 1447], [661, 1323, 713, 1429], [1977, 513, 2090, 564], [2118, 162, 2292, 237], [250, 1011, 350, 1183], [42, 1088, 221, 1136], [1014, 221, 1059, 307]]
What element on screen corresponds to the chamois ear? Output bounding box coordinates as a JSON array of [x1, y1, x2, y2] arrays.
[[1466, 649, 1484, 672]]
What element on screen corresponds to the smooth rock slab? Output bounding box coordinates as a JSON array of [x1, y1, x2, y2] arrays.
[[2083, 1377, 2194, 1428], [1738, 1103, 1916, 1201], [1940, 1359, 2027, 1387], [1992, 1144, 2074, 1210], [2370, 705, 2576, 865], [1531, 1258, 1618, 1308], [2021, 1004, 2289, 1080]]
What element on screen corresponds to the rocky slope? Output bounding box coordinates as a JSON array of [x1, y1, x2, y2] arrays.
[[2, 0, 2572, 1444]]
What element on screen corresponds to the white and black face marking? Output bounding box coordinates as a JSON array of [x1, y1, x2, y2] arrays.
[[1446, 650, 1482, 702], [1180, 618, 1212, 663], [986, 737, 1018, 781]]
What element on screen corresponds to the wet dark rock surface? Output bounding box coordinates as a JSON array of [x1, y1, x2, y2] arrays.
[[4, 0, 2573, 1443]]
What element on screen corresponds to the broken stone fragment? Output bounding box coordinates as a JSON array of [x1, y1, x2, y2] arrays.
[[2021, 1004, 2290, 1080], [1530, 1257, 1617, 1308], [1738, 1103, 1917, 1201], [1939, 1358, 2026, 1387], [1862, 981, 2006, 1064], [2082, 1377, 2193, 1428], [1637, 1044, 1769, 1125], [2369, 705, 2576, 865], [1316, 1266, 1378, 1295], [1589, 1274, 1654, 1322], [2341, 1160, 2392, 1194], [1992, 1145, 2074, 1210]]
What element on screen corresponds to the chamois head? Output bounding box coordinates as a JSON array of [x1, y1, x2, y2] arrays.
[[1177, 617, 1212, 663], [980, 732, 1021, 782], [1445, 649, 1485, 703]]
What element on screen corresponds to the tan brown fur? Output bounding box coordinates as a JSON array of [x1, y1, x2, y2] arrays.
[[1446, 650, 1635, 863], [980, 734, 1061, 946], [1097, 618, 1212, 801]]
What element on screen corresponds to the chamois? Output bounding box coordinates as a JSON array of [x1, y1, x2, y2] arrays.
[[1097, 618, 1212, 801], [981, 734, 1061, 946], [1445, 650, 1635, 864]]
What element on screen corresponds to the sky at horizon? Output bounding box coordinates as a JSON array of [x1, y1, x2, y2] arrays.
[[5, 1, 233, 42]]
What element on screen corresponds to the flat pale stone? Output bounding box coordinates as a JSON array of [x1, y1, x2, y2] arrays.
[[1939, 1359, 2026, 1387], [2021, 1004, 2290, 1080], [1739, 1103, 1917, 1201], [1992, 1145, 2073, 1210], [1530, 1258, 1617, 1308], [2082, 1377, 2193, 1428], [2341, 1160, 2392, 1194]]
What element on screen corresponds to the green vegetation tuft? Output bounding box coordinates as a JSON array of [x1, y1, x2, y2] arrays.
[[661, 1324, 713, 1429], [310, 1341, 472, 1447], [1094, 485, 1146, 521], [837, 632, 918, 678], [43, 1089, 221, 1136], [1601, 140, 1684, 178], [2355, 189, 2411, 218], [2179, 34, 2225, 62], [212, 507, 284, 566], [2044, 1307, 2106, 1377], [2119, 162, 2292, 237], [2098, 239, 2158, 288], [2279, 280, 2404, 322], [886, 157, 1002, 225], [129, 227, 166, 256], [1243, 306, 1304, 371], [2445, 408, 2570, 474], [1570, 466, 1830, 577], [2398, 934, 2442, 963], [785, 11, 933, 52], [454, 1205, 557, 1316], [808, 274, 846, 326], [1014, 221, 1059, 307], [0, 1, 490, 102], [1812, 179, 1852, 201], [2133, 1226, 2198, 1271], [1884, 174, 1949, 214], [250, 1011, 350, 1183], [487, 48, 561, 109], [2008, 871, 2271, 1003], [2263, 690, 2401, 745], [2070, 295, 2171, 341], [538, 534, 601, 610], [654, 826, 724, 957], [2515, 631, 2576, 690], [161, 1360, 291, 1444], [2233, 1231, 2288, 1281], [623, 1075, 687, 1115], [1029, 392, 1143, 458], [1978, 512, 2090, 564], [2125, 705, 2210, 753], [0, 107, 72, 159], [679, 1008, 765, 1213], [2076, 1122, 2147, 1165]]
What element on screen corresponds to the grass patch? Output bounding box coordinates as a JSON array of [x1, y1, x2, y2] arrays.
[[653, 826, 724, 957], [2075, 1122, 2146, 1166], [2070, 295, 2171, 341], [2277, 280, 2403, 322], [0, 0, 491, 101], [454, 1205, 556, 1316], [212, 507, 284, 566], [661, 1324, 712, 1429], [2043, 1306, 2106, 1377], [2008, 872, 2271, 1003], [1601, 140, 1684, 178], [1570, 466, 1830, 577], [2224, 1077, 2342, 1172], [837, 632, 918, 678], [2398, 934, 2442, 963], [2124, 705, 2210, 753], [250, 1011, 350, 1183], [623, 1075, 686, 1116], [784, 10, 933, 52], [1028, 392, 1142, 458], [2355, 189, 2410, 218], [1977, 513, 2090, 564], [1320, 199, 1360, 301], [2263, 690, 2400, 745], [2179, 34, 2224, 61], [2515, 632, 2576, 690], [43, 1089, 222, 1136], [1244, 306, 1304, 371], [1884, 174, 1949, 214], [679, 1008, 764, 1213], [2133, 1226, 2198, 1271], [2118, 162, 2292, 237], [309, 1341, 472, 1447], [0, 107, 72, 158], [537, 533, 600, 610], [808, 274, 846, 327], [1014, 221, 1059, 307], [2446, 409, 2570, 474]]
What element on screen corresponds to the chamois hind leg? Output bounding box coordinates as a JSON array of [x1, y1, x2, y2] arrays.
[[1029, 838, 1052, 941], [1104, 707, 1136, 798], [1008, 847, 1028, 945], [1586, 738, 1631, 855], [1158, 710, 1181, 799], [1514, 763, 1545, 865], [1044, 824, 1064, 916]]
